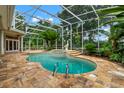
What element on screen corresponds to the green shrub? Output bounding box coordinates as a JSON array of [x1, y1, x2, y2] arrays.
[[85, 43, 96, 54], [122, 55, 124, 63], [109, 53, 121, 62], [99, 42, 112, 57], [99, 47, 112, 57]]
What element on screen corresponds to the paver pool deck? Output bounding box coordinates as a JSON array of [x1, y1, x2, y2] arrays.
[[0, 50, 124, 88]]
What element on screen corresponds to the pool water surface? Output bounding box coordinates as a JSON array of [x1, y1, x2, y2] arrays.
[[27, 53, 96, 74]]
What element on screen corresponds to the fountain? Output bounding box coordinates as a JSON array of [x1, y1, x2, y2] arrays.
[[48, 49, 66, 59], [64, 40, 69, 53], [47, 40, 69, 59]]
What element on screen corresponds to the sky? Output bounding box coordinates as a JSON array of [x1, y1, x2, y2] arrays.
[[15, 5, 109, 41], [16, 5, 63, 24]]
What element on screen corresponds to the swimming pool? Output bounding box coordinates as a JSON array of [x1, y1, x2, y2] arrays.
[[27, 52, 96, 74]]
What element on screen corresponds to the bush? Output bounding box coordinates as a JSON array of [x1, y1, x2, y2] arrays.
[[85, 43, 96, 54], [99, 42, 112, 57], [99, 47, 112, 57], [109, 53, 121, 62]]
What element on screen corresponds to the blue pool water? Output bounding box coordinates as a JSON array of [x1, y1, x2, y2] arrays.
[[27, 53, 96, 74]]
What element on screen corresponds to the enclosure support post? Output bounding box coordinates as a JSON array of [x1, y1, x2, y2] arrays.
[[36, 38, 38, 50], [91, 5, 100, 53], [56, 39, 57, 49], [24, 39, 26, 51], [28, 38, 31, 50], [43, 39, 45, 49], [62, 27, 64, 50], [97, 19, 100, 53], [70, 25, 73, 50], [81, 23, 84, 53]]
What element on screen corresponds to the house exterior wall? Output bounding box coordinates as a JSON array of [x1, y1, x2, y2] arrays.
[[0, 5, 24, 55]]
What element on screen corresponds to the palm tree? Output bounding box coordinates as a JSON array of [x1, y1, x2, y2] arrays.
[[109, 24, 124, 51], [98, 6, 124, 62], [97, 6, 124, 25], [98, 6, 124, 51]]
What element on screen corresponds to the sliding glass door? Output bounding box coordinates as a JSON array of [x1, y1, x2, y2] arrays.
[[6, 39, 19, 52]]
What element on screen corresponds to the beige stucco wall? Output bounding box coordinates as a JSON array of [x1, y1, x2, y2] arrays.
[[0, 5, 25, 54], [0, 5, 15, 31]]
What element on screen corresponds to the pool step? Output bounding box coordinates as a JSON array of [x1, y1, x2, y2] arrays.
[[68, 50, 82, 56]]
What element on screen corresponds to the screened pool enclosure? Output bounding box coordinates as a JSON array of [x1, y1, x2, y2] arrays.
[[13, 5, 116, 53]]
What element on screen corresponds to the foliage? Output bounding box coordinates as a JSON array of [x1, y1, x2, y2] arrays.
[[99, 42, 112, 57], [85, 43, 96, 54], [98, 5, 124, 63], [108, 25, 124, 51], [97, 6, 124, 26], [109, 53, 122, 62], [73, 33, 81, 47], [40, 29, 58, 50]]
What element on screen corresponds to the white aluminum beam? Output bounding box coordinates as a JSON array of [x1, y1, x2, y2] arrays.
[[26, 32, 39, 35], [28, 27, 44, 32], [63, 29, 98, 36], [66, 5, 74, 9], [16, 8, 35, 17], [91, 5, 100, 52], [30, 5, 71, 25], [15, 10, 58, 32], [16, 10, 62, 28], [61, 5, 83, 22], [14, 18, 25, 29], [15, 18, 25, 22], [16, 22, 25, 29], [63, 17, 98, 27], [65, 11, 94, 21], [81, 23, 84, 53], [70, 25, 72, 50], [61, 27, 64, 50], [63, 15, 115, 27], [61, 5, 84, 51], [27, 6, 41, 24], [64, 6, 117, 21], [36, 24, 57, 31], [91, 5, 99, 18]]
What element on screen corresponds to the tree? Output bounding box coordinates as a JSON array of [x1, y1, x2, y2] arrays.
[[40, 29, 58, 50], [97, 6, 124, 26], [98, 6, 124, 51], [98, 5, 124, 63]]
